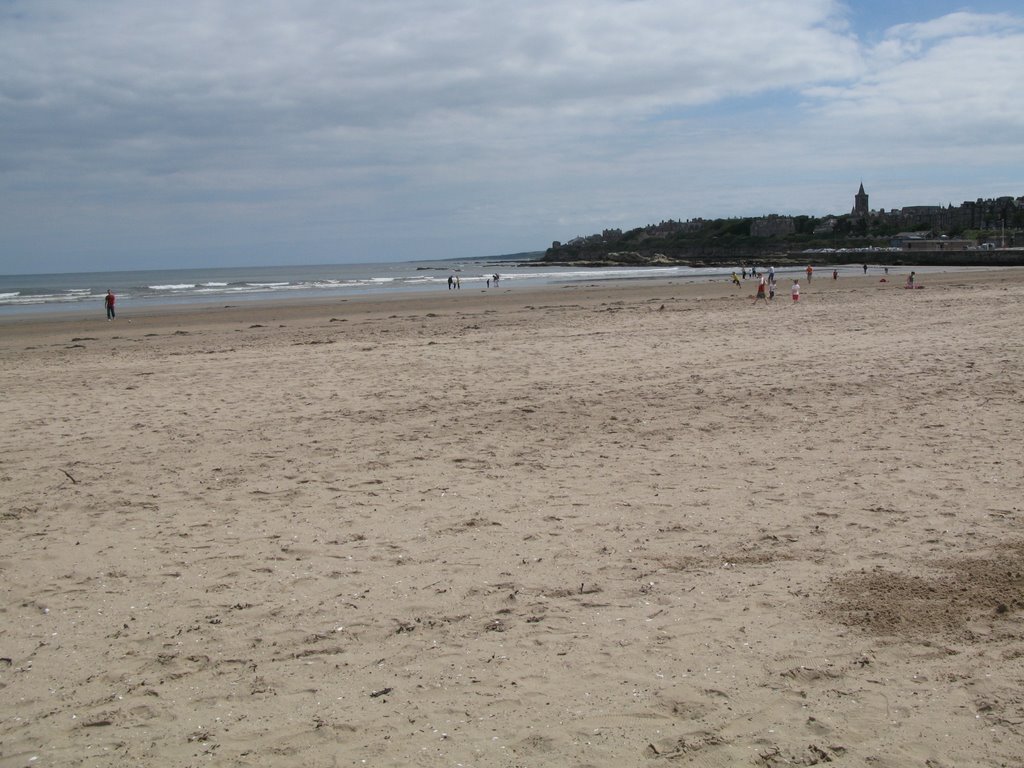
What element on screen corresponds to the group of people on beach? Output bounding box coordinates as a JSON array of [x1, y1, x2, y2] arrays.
[[749, 269, 800, 305], [735, 265, 775, 284], [448, 273, 501, 290], [735, 265, 796, 306], [743, 263, 919, 305]]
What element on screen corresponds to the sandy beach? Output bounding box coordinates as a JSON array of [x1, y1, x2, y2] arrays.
[[2, 268, 1023, 767]]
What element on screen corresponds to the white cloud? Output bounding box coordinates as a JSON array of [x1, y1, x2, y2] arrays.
[[2, 1, 858, 142], [806, 13, 1024, 148], [885, 10, 1023, 42], [0, 1, 1022, 270]]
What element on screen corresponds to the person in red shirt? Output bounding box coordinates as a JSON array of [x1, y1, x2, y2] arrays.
[[753, 275, 768, 305], [105, 290, 116, 320]]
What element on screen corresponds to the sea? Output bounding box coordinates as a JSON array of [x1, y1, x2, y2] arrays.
[[0, 257, 956, 316], [0, 257, 756, 316]]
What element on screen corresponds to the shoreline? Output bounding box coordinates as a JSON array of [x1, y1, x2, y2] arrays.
[[1, 262, 1012, 321], [3, 266, 1020, 341]]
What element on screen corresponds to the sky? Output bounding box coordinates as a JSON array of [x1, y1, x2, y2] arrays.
[[1, 1, 1023, 273]]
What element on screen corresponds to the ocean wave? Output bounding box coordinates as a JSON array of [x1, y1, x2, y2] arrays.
[[149, 283, 196, 290], [194, 284, 282, 294], [0, 291, 106, 305], [194, 285, 246, 294], [310, 280, 362, 289]]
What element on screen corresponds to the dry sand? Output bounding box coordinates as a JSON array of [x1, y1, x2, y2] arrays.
[[2, 269, 1023, 767]]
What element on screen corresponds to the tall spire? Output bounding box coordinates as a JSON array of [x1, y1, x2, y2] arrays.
[[853, 182, 869, 217]]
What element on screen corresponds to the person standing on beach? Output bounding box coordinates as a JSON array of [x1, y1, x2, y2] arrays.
[[806, 265, 813, 283], [768, 265, 775, 284], [832, 269, 838, 280], [768, 277, 776, 301], [906, 271, 916, 289], [448, 275, 454, 290], [753, 275, 768, 305], [791, 279, 800, 303], [104, 290, 116, 320]]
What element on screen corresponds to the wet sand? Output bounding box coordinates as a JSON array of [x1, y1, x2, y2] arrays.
[[2, 269, 1023, 766]]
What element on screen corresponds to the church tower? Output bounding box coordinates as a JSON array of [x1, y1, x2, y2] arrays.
[[852, 182, 869, 217]]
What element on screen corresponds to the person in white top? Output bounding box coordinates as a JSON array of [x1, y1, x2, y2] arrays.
[[791, 279, 800, 302]]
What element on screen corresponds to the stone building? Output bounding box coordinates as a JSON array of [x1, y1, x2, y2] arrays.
[[852, 182, 869, 217], [751, 215, 795, 237]]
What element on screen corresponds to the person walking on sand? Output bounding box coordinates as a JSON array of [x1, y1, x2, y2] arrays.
[[753, 275, 768, 305], [906, 271, 916, 289], [448, 275, 454, 290], [768, 277, 776, 301], [731, 272, 741, 287], [791, 279, 800, 303], [104, 289, 116, 320], [806, 265, 813, 283]]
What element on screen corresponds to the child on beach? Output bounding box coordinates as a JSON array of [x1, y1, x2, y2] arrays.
[[753, 276, 768, 305], [791, 279, 800, 303]]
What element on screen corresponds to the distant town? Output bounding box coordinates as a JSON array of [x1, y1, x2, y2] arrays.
[[542, 185, 1024, 266]]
